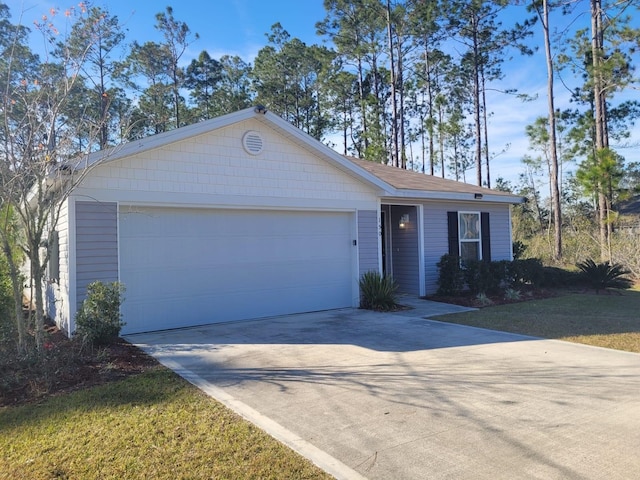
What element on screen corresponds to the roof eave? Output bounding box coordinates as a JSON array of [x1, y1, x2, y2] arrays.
[[384, 189, 525, 204]]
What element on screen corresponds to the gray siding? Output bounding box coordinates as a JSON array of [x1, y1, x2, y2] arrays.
[[358, 210, 379, 277], [391, 206, 420, 295], [76, 201, 118, 306], [423, 201, 513, 294], [487, 206, 512, 261]]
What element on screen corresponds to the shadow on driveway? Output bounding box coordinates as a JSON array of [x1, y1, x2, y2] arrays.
[[128, 308, 640, 480]]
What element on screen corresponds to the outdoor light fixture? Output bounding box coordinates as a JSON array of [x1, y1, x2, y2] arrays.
[[399, 214, 410, 229], [474, 193, 483, 199]]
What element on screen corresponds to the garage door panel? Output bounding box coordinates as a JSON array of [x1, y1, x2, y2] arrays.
[[119, 207, 355, 334], [124, 261, 351, 298], [123, 236, 351, 266]]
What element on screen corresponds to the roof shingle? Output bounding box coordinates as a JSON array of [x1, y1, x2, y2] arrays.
[[345, 156, 520, 199]]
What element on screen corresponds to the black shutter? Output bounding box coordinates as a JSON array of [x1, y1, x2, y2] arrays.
[[447, 211, 459, 256], [481, 212, 491, 261]]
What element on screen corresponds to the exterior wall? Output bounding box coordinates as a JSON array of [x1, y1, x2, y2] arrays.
[[390, 205, 420, 295], [357, 210, 379, 277], [75, 201, 119, 316], [45, 199, 71, 333], [74, 118, 379, 211], [63, 119, 380, 333], [422, 200, 513, 294]]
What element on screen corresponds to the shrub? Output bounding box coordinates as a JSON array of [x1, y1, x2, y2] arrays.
[[510, 258, 544, 288], [540, 266, 584, 288], [576, 259, 633, 293], [463, 260, 494, 295], [504, 288, 521, 301], [436, 254, 464, 295], [75, 281, 126, 345], [490, 260, 512, 291], [0, 255, 16, 349], [474, 292, 493, 306], [611, 230, 640, 280], [359, 271, 398, 311]]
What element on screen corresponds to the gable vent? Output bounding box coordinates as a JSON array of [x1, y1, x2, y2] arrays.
[[242, 130, 264, 155]]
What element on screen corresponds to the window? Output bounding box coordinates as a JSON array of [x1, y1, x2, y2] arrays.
[[458, 212, 481, 262], [47, 230, 59, 283], [447, 211, 491, 262]]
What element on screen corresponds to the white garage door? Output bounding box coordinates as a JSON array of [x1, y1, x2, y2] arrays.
[[119, 207, 355, 334]]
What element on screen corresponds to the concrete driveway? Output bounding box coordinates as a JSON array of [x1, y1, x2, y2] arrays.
[[129, 304, 640, 480]]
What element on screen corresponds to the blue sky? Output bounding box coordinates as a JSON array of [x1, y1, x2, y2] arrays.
[[5, 0, 640, 188]]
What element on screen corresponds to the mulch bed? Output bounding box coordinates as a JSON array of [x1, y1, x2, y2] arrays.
[[1, 322, 159, 408], [426, 287, 560, 308]]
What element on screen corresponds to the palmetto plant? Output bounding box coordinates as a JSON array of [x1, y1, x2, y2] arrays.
[[576, 259, 633, 293], [359, 271, 398, 311]]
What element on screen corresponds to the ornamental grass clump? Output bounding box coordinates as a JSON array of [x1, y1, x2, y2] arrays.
[[359, 271, 398, 311]]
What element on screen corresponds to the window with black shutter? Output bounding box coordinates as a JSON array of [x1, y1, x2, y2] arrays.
[[447, 211, 491, 261]]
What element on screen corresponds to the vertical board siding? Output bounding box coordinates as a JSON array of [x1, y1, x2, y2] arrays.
[[358, 210, 379, 277], [391, 206, 420, 295], [423, 201, 512, 294], [75, 201, 118, 307]]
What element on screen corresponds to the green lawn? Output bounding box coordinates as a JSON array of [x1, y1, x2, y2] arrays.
[[432, 290, 640, 353], [0, 368, 332, 480]]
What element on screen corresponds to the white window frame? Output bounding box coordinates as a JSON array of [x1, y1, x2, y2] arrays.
[[458, 211, 482, 262]]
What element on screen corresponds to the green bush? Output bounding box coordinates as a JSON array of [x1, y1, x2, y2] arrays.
[[75, 281, 126, 345], [0, 255, 17, 350], [436, 254, 464, 295], [576, 259, 633, 293], [490, 260, 512, 291], [464, 260, 510, 295], [504, 288, 521, 301], [540, 266, 584, 288], [463, 260, 495, 295], [509, 258, 544, 287], [359, 271, 398, 311]]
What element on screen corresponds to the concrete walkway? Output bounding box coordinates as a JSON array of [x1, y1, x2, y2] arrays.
[[129, 303, 640, 480]]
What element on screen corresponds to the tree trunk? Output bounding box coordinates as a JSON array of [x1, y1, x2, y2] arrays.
[[356, 57, 368, 155], [591, 0, 609, 261], [397, 34, 406, 169], [424, 41, 435, 175], [481, 65, 490, 188], [99, 45, 109, 149], [386, 0, 399, 167], [342, 105, 348, 155], [471, 14, 482, 186], [438, 101, 445, 178], [29, 245, 45, 352], [542, 0, 562, 261]]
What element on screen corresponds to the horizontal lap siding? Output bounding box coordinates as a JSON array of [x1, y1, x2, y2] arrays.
[[75, 201, 119, 306], [358, 210, 379, 277], [423, 201, 512, 294], [47, 201, 70, 332], [487, 207, 512, 261]]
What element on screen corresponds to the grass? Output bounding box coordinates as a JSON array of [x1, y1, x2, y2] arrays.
[[0, 367, 332, 480], [432, 289, 640, 353]]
